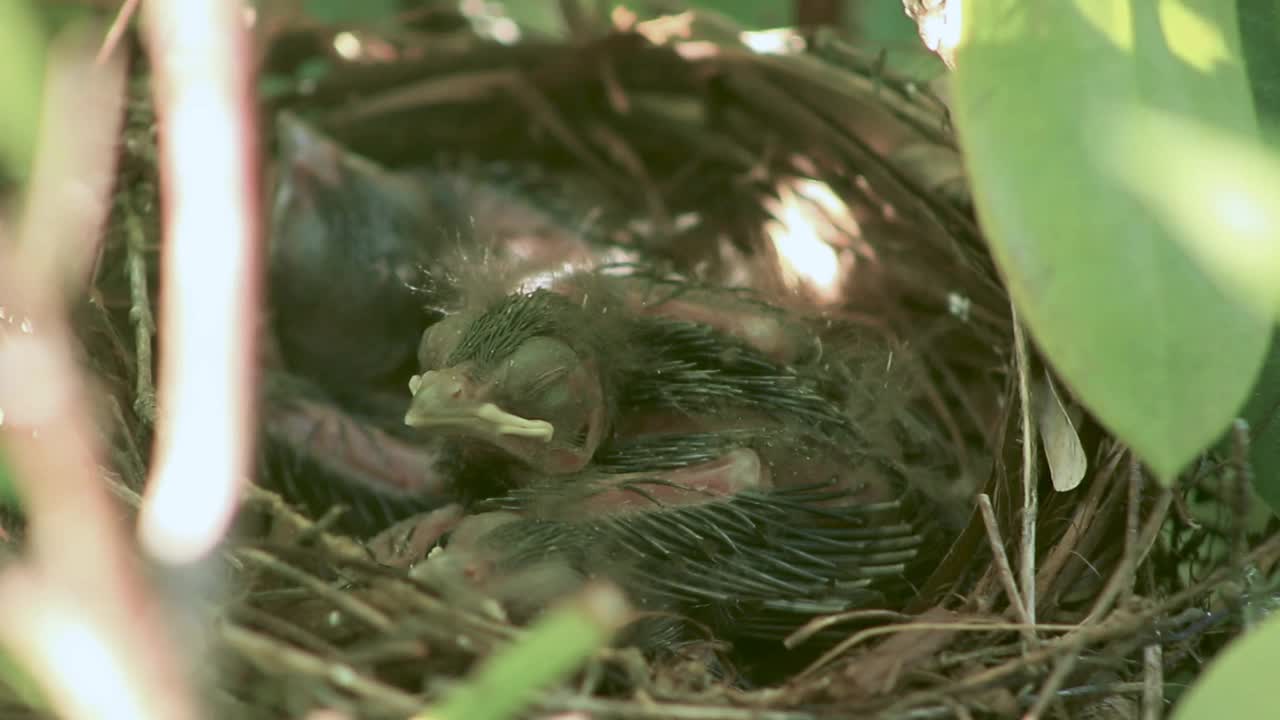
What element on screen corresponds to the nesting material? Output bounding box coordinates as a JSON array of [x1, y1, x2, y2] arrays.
[[54, 7, 1279, 719]]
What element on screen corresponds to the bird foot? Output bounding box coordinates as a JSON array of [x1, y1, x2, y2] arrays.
[[366, 503, 464, 568]]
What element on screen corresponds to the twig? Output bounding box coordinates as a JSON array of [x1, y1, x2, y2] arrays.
[[235, 547, 395, 632], [227, 603, 343, 658], [1142, 643, 1163, 720], [1010, 306, 1038, 627], [107, 395, 148, 485], [543, 693, 816, 720], [241, 484, 373, 563], [786, 609, 910, 648], [123, 202, 156, 423], [1023, 644, 1078, 719], [886, 532, 1280, 712], [794, 619, 1079, 682], [96, 0, 139, 65], [1119, 455, 1145, 608], [220, 622, 426, 716], [558, 0, 594, 39], [505, 78, 635, 199], [1228, 420, 1253, 568], [100, 467, 143, 508], [1034, 443, 1125, 612], [976, 494, 1035, 643], [1084, 462, 1171, 625]]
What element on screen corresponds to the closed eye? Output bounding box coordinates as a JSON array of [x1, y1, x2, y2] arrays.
[[521, 365, 572, 397]]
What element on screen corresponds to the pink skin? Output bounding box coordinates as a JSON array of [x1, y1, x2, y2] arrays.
[[548, 276, 816, 365], [574, 447, 770, 516], [264, 394, 451, 497], [366, 504, 465, 568], [424, 451, 766, 584]]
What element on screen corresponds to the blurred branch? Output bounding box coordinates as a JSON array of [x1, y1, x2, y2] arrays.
[[138, 0, 262, 564], [0, 17, 198, 720], [795, 0, 843, 27]]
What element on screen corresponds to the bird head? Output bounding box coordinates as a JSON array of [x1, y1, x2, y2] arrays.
[[268, 112, 435, 388], [404, 290, 614, 475]]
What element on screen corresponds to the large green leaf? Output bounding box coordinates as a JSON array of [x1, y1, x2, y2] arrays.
[[951, 1, 1277, 482], [1231, 328, 1280, 514], [0, 0, 45, 180], [1174, 610, 1280, 719]]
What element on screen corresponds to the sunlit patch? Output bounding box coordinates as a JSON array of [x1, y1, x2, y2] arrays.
[[913, 0, 964, 67], [626, 211, 701, 238], [1098, 104, 1280, 316], [740, 29, 806, 56], [947, 292, 971, 322], [792, 177, 861, 240], [1161, 2, 1230, 72], [515, 262, 580, 293], [489, 18, 520, 45], [611, 5, 638, 32], [28, 600, 149, 719], [332, 32, 361, 61], [674, 41, 719, 61], [1213, 189, 1269, 238], [459, 0, 523, 45], [332, 32, 399, 63], [505, 234, 551, 262], [763, 179, 857, 304], [635, 11, 694, 45]]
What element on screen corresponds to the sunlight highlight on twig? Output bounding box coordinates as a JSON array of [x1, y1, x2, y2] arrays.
[[139, 0, 261, 564]]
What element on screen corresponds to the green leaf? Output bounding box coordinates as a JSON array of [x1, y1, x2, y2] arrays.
[[302, 0, 399, 25], [0, 648, 47, 711], [418, 583, 628, 720], [1237, 0, 1280, 147], [1233, 328, 1280, 514], [951, 1, 1276, 482], [0, 445, 19, 508], [1174, 610, 1280, 719], [0, 0, 47, 180]]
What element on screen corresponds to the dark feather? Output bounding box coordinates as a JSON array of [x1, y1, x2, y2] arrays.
[[463, 477, 922, 644]]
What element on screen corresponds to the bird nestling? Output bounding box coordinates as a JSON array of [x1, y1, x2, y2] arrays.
[[404, 272, 901, 498], [260, 113, 632, 532], [400, 270, 930, 649]]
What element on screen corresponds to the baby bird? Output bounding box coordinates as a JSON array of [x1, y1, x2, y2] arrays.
[[404, 273, 898, 497], [267, 112, 612, 398], [261, 114, 627, 531], [402, 271, 926, 648]]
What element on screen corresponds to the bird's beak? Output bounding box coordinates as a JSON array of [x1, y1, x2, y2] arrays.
[[404, 369, 554, 442]]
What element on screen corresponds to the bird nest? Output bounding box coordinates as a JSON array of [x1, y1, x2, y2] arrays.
[[61, 6, 1279, 719]]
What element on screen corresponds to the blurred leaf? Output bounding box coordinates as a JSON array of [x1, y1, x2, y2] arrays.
[[0, 446, 18, 508], [952, 1, 1274, 483], [1098, 106, 1280, 317], [0, 0, 47, 180], [496, 1, 566, 38], [1232, 328, 1280, 514], [0, 649, 46, 711], [1238, 0, 1280, 147], [1174, 610, 1280, 719], [684, 0, 789, 29], [418, 583, 628, 720], [303, 0, 400, 25]]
